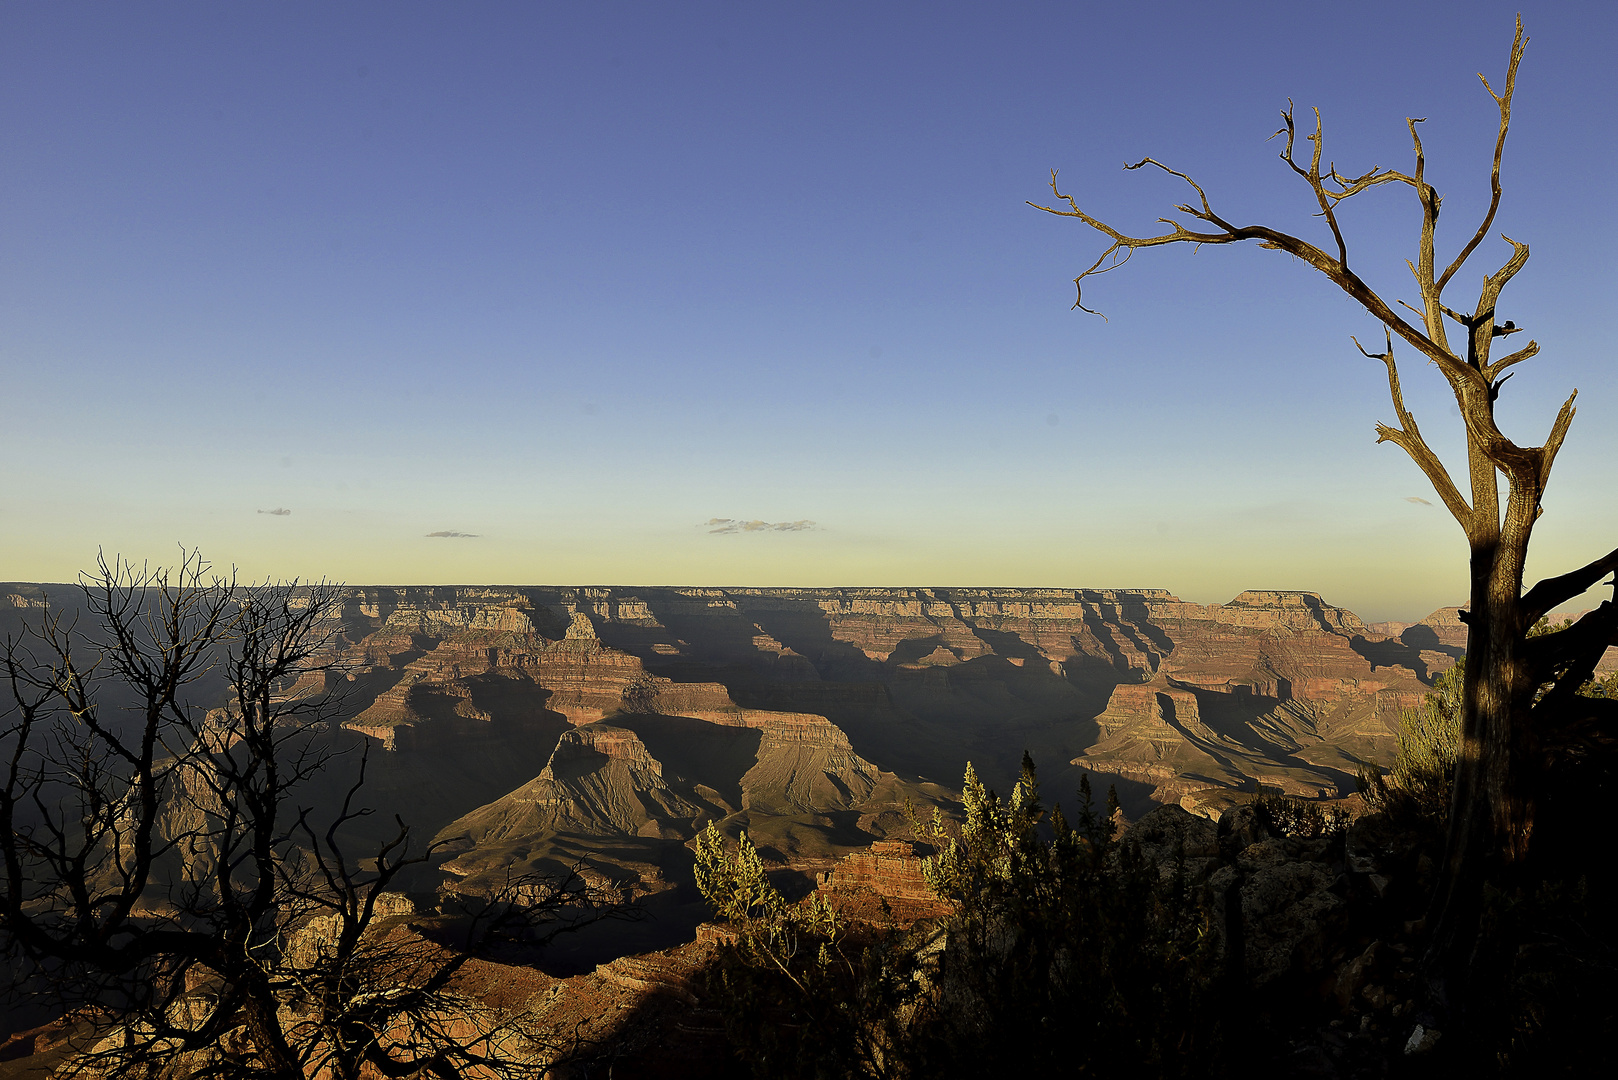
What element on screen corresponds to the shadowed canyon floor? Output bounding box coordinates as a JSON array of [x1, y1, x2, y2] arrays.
[[1, 586, 1594, 834], [5, 583, 1613, 958]]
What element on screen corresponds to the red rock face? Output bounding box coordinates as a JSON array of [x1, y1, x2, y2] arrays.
[[818, 840, 937, 903], [28, 581, 1592, 908], [1075, 592, 1458, 815], [296, 585, 1524, 830]]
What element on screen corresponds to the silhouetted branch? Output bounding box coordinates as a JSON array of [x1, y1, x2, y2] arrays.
[[1354, 329, 1470, 525], [1522, 546, 1618, 621], [1438, 16, 1527, 294]]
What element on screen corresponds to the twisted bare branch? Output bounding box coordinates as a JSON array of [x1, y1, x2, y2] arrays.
[[1353, 329, 1470, 525]]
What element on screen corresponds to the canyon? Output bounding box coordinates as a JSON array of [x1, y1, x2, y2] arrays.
[[6, 580, 1617, 1072], [4, 582, 1612, 929]]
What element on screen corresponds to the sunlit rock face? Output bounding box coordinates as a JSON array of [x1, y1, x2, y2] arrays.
[[1075, 591, 1455, 816], [299, 586, 1481, 827], [821, 840, 934, 896], [446, 723, 704, 843], [17, 580, 1600, 891]]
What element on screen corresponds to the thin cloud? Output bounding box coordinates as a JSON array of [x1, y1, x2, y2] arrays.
[[426, 530, 479, 538], [258, 508, 292, 516], [1405, 496, 1433, 506], [705, 518, 817, 535]]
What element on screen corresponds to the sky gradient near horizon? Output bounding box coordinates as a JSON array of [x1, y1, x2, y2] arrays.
[[3, 1, 1615, 623]]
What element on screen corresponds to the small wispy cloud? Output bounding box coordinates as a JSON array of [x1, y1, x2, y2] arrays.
[[705, 518, 817, 535], [258, 508, 292, 516], [426, 530, 479, 538], [1405, 496, 1433, 506]]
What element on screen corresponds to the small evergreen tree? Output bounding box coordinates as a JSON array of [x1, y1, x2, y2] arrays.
[[693, 822, 921, 1079], [913, 757, 1221, 1077], [1360, 657, 1463, 825]]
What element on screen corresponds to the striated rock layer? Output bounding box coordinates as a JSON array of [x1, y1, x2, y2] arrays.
[[303, 585, 1497, 829], [13, 581, 1605, 871]]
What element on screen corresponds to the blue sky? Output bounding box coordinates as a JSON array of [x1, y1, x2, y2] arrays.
[[3, 1, 1613, 622]]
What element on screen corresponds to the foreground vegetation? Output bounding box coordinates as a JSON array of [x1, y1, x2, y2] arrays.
[[697, 661, 1618, 1078], [697, 761, 1220, 1078]]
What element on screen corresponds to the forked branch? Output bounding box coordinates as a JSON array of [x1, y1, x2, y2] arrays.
[[1438, 16, 1527, 295], [1353, 330, 1470, 526], [1275, 102, 1413, 270], [1031, 160, 1477, 391]]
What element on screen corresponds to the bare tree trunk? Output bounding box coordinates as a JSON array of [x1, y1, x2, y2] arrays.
[[1032, 14, 1618, 1003], [239, 980, 304, 1080], [1428, 538, 1525, 970]]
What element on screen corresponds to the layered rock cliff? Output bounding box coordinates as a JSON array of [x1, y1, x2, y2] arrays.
[[303, 586, 1484, 832], [441, 724, 705, 849], [16, 581, 1605, 880]]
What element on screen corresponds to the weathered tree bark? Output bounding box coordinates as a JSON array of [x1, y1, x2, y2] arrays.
[[1033, 16, 1618, 985]]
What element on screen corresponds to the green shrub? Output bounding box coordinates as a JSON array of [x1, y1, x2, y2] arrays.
[[910, 758, 1223, 1077], [1252, 794, 1352, 839], [694, 823, 922, 1079], [1361, 657, 1463, 823], [696, 758, 1227, 1078]]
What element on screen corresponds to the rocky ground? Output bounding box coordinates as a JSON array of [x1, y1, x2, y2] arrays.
[[2, 790, 1607, 1078], [1125, 802, 1443, 1078]]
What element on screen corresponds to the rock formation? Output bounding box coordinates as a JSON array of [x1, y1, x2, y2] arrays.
[[817, 840, 936, 903], [14, 580, 1608, 899], [442, 724, 705, 848]]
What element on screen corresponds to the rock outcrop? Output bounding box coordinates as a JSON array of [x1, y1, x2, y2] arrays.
[[738, 713, 882, 814], [441, 724, 704, 850], [219, 584, 1544, 834], [817, 840, 935, 903], [1074, 594, 1465, 815]]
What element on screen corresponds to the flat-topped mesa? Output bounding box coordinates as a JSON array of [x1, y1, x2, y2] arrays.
[[747, 710, 856, 746], [1144, 590, 1367, 635], [1161, 624, 1425, 707], [378, 599, 539, 638], [531, 653, 751, 727], [740, 713, 884, 813], [1228, 590, 1366, 630], [1094, 681, 1203, 742], [1414, 606, 1469, 648]]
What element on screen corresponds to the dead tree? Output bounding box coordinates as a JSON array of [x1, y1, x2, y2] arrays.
[[1032, 17, 1617, 973], [1, 552, 627, 1078]]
